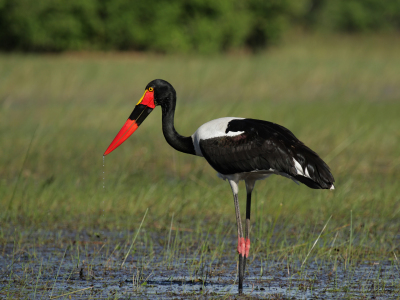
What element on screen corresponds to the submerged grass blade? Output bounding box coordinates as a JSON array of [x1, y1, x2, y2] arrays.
[[33, 257, 43, 299], [301, 215, 332, 268], [346, 210, 353, 270], [121, 208, 148, 267], [50, 247, 67, 297], [49, 286, 93, 299], [167, 212, 174, 254]]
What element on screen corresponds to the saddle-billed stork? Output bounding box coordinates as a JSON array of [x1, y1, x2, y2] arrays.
[[104, 79, 335, 293]]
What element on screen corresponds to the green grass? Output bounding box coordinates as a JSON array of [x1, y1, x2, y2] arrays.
[[1, 33, 400, 298]]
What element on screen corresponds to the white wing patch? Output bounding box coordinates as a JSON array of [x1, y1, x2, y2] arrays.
[[305, 167, 310, 178], [191, 117, 244, 156], [293, 158, 311, 179], [294, 158, 335, 189]]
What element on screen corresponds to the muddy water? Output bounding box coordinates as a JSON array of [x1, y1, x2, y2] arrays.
[[1, 229, 399, 299]]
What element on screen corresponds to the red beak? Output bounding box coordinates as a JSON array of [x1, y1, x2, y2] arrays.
[[104, 89, 155, 156]]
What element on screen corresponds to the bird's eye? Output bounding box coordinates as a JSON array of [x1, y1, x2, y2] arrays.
[[148, 87, 154, 92]]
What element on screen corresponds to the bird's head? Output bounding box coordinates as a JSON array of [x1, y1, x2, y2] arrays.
[[103, 79, 175, 156], [147, 79, 176, 108]]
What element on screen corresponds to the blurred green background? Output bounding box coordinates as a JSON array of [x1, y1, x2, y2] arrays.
[[1, 0, 400, 53]]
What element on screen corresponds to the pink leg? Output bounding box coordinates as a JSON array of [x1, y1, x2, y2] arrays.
[[245, 238, 250, 258], [238, 237, 246, 255], [243, 180, 255, 278]]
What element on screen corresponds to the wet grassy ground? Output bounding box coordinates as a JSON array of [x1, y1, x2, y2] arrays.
[[2, 227, 400, 299], [1, 34, 400, 298]]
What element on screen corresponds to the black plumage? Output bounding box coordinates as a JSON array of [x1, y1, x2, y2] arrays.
[[199, 118, 334, 189]]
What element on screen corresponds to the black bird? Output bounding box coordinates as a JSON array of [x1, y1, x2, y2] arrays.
[[104, 79, 335, 293]]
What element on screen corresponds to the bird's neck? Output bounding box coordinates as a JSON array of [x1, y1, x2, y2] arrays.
[[161, 100, 195, 155]]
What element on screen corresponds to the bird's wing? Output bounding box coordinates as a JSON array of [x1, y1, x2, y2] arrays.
[[199, 118, 334, 189]]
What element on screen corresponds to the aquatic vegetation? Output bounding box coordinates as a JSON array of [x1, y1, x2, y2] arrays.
[[1, 34, 400, 298]]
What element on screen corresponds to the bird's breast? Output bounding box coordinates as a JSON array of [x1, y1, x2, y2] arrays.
[[191, 117, 245, 156]]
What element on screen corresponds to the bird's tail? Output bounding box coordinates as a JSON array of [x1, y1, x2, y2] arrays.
[[291, 146, 335, 190]]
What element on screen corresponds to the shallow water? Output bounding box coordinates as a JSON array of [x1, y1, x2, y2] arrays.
[[1, 229, 399, 299]]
